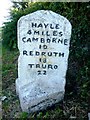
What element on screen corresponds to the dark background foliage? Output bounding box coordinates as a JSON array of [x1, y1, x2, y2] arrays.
[[2, 2, 90, 118]]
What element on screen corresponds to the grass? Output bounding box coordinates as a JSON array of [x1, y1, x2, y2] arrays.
[[2, 47, 88, 119]]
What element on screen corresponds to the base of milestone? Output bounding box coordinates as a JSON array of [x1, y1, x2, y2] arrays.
[[16, 79, 65, 113]]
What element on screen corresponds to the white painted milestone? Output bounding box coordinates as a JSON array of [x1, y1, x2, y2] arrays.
[[16, 10, 72, 113]]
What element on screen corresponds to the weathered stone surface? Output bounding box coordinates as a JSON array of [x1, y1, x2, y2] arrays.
[[16, 10, 72, 113]]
